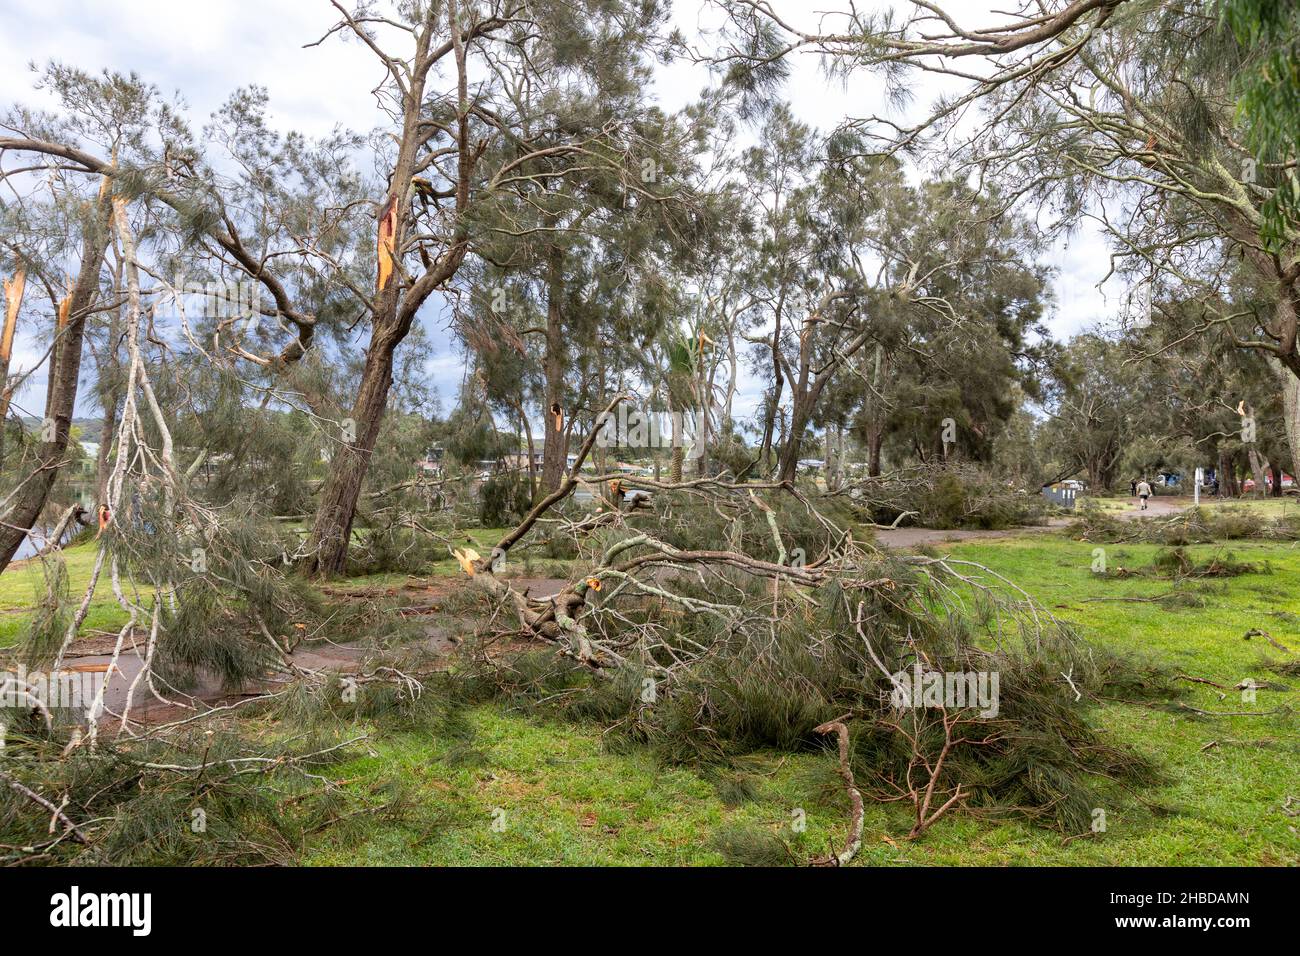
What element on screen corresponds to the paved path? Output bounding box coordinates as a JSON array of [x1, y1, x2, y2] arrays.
[[872, 495, 1194, 549]]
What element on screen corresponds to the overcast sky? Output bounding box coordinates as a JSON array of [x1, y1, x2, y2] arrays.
[[1, 0, 1122, 432]]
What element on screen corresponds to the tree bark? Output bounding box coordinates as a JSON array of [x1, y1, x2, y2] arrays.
[[304, 319, 402, 576], [304, 4, 473, 574], [778, 391, 815, 483], [669, 400, 684, 483], [867, 423, 883, 477], [1247, 446, 1269, 497], [1270, 357, 1300, 484], [94, 257, 125, 507], [539, 248, 567, 497], [0, 192, 112, 574]]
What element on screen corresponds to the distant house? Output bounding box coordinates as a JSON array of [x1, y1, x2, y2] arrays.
[[79, 441, 100, 476], [498, 451, 544, 474], [415, 446, 445, 477]]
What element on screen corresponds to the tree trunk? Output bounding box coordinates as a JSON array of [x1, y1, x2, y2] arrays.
[[1247, 447, 1269, 497], [304, 321, 401, 577], [94, 263, 125, 506], [0, 269, 24, 470], [303, 11, 471, 575], [1270, 461, 1283, 497], [777, 392, 813, 483], [867, 424, 883, 478], [518, 402, 536, 500], [539, 250, 567, 496], [94, 395, 118, 506], [0, 194, 111, 574], [758, 291, 792, 474], [824, 425, 835, 489], [1270, 357, 1300, 483], [595, 360, 608, 477], [669, 397, 684, 483], [695, 369, 711, 480]]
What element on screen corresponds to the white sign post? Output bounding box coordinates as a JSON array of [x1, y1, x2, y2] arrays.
[[1194, 467, 1203, 506]]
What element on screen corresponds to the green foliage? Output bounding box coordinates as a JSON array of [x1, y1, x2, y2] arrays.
[[620, 487, 860, 562], [0, 726, 412, 865], [464, 554, 1159, 836], [850, 466, 1047, 530], [1069, 502, 1300, 544], [1147, 546, 1264, 579], [710, 825, 796, 866], [477, 476, 532, 529], [18, 556, 71, 666], [1218, 0, 1300, 249]]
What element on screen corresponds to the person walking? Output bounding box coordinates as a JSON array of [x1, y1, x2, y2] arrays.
[[1136, 477, 1152, 511]]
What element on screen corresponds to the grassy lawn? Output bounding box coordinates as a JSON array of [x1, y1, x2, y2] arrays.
[[1078, 496, 1134, 513], [0, 541, 128, 647], [1081, 494, 1300, 516], [304, 532, 1300, 866], [9, 529, 1296, 865], [929, 535, 1300, 865], [1206, 497, 1300, 516]]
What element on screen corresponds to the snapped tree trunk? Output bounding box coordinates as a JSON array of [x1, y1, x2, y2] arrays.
[[0, 193, 111, 574], [94, 266, 125, 507]]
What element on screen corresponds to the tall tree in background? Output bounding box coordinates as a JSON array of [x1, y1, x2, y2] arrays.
[[305, 0, 678, 572]]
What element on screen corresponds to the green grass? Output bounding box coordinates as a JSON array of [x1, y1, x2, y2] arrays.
[[0, 541, 128, 647], [11, 528, 1297, 865], [928, 535, 1300, 865], [307, 532, 1300, 866], [307, 706, 856, 866], [1206, 497, 1300, 516]]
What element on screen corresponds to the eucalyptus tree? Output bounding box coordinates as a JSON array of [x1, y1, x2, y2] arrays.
[[940, 2, 1300, 465], [738, 107, 1050, 482], [0, 66, 184, 572], [295, 0, 690, 570], [461, 84, 708, 497], [3, 2, 686, 576], [708, 1, 1300, 495], [1040, 333, 1151, 491], [715, 1, 1300, 486], [871, 178, 1052, 467]]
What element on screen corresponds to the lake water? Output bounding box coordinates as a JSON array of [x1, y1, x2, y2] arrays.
[[10, 482, 96, 562]]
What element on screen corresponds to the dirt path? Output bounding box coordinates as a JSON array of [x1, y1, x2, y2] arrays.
[[872, 495, 1194, 549]]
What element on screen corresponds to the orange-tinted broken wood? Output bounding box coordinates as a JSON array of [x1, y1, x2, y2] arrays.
[[377, 195, 398, 291]]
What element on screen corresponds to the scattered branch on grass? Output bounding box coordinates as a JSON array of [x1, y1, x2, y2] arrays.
[[809, 718, 863, 867]]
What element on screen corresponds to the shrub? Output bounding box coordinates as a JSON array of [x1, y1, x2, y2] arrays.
[[851, 466, 1048, 530], [478, 475, 532, 528]]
